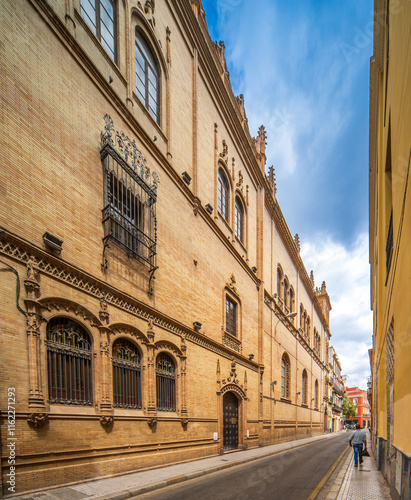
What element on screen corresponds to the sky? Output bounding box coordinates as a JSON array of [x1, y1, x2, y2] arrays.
[[201, 0, 374, 390]]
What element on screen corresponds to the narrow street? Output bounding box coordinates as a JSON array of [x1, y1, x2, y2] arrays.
[[133, 433, 349, 500]]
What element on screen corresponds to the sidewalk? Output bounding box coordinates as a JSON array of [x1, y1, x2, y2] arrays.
[[9, 431, 390, 500], [326, 441, 391, 500], [9, 432, 343, 500]]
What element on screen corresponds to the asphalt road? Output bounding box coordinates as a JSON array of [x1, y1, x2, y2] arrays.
[[133, 433, 349, 500]]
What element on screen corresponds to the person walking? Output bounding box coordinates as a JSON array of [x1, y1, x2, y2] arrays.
[[349, 423, 367, 467]]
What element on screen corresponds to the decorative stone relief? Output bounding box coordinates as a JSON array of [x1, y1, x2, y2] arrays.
[[27, 413, 48, 428], [99, 415, 114, 428]]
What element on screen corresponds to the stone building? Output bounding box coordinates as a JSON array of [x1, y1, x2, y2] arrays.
[[0, 0, 333, 494], [369, 0, 411, 498]]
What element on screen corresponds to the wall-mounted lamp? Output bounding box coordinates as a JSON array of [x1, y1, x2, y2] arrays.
[[193, 321, 202, 332], [108, 75, 113, 84], [272, 381, 277, 386], [43, 232, 63, 255], [153, 135, 157, 142], [205, 203, 213, 215], [182, 172, 191, 185], [296, 392, 301, 396], [251, 266, 257, 274], [248, 354, 254, 361]]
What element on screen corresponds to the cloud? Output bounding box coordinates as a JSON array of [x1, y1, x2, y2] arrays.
[[301, 232, 373, 389], [204, 0, 373, 389]]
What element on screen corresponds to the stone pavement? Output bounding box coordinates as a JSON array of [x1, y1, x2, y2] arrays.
[[9, 431, 391, 500], [326, 440, 391, 500]]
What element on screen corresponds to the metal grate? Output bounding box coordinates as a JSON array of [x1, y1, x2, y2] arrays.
[[101, 115, 159, 286], [112, 339, 142, 409], [47, 318, 93, 406], [156, 353, 176, 411]]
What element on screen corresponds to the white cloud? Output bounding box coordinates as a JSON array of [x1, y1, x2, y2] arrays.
[[301, 233, 373, 389]]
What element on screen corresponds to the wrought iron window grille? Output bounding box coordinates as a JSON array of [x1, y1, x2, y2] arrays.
[[100, 115, 159, 294], [156, 353, 176, 412], [112, 339, 142, 409], [46, 318, 93, 406]]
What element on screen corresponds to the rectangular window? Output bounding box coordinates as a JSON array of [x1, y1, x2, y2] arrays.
[[226, 297, 237, 336], [81, 0, 116, 62]]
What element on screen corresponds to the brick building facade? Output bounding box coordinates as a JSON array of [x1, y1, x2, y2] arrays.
[[0, 0, 333, 494]]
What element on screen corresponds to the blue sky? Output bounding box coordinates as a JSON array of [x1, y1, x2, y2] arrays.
[[202, 0, 373, 389]]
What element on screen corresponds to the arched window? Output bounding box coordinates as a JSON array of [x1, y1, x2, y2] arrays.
[[302, 369, 308, 405], [135, 28, 159, 123], [281, 353, 290, 399], [303, 311, 307, 334], [315, 379, 319, 409], [218, 168, 229, 221], [300, 304, 304, 329], [156, 353, 176, 411], [81, 0, 116, 62], [289, 287, 294, 312], [112, 338, 142, 408], [235, 197, 244, 243], [47, 318, 93, 405], [283, 277, 289, 309], [307, 317, 311, 340], [277, 267, 283, 300]]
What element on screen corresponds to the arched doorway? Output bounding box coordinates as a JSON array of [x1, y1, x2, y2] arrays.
[[223, 391, 239, 450]]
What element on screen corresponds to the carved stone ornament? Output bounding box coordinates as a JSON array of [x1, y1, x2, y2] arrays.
[[99, 295, 110, 323], [24, 255, 40, 297], [27, 413, 49, 428], [147, 417, 157, 428], [101, 114, 159, 192], [219, 139, 228, 162], [227, 274, 238, 295], [100, 341, 109, 354], [99, 415, 114, 428], [236, 170, 243, 190], [137, 0, 155, 27], [181, 418, 189, 427]]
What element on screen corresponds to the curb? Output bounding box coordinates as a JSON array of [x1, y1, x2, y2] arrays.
[[96, 432, 346, 500]]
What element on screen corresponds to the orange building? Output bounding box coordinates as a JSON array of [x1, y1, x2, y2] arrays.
[[345, 387, 371, 429]]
